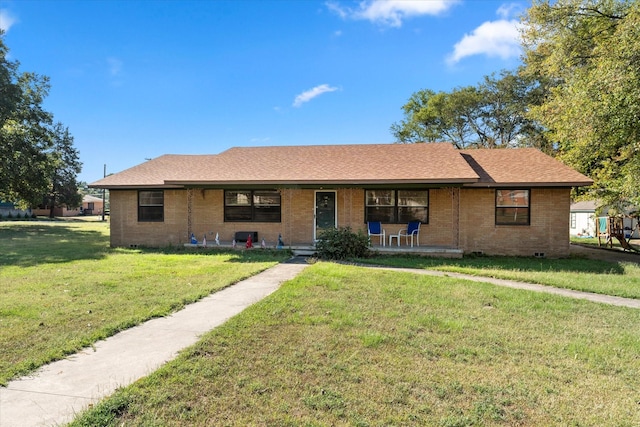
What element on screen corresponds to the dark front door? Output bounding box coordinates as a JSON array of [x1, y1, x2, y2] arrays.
[[315, 191, 336, 241]]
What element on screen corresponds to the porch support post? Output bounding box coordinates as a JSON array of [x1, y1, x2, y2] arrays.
[[450, 187, 460, 249], [187, 188, 193, 238]]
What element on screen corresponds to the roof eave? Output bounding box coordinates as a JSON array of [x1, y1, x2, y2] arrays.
[[463, 181, 594, 188], [164, 178, 480, 188], [88, 184, 184, 190]]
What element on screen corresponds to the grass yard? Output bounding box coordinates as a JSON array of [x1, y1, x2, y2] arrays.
[[570, 236, 606, 247], [5, 221, 640, 425], [357, 253, 640, 300], [571, 235, 640, 252], [0, 220, 289, 385], [71, 262, 640, 426]]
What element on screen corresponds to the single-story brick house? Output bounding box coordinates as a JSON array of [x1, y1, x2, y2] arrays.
[[89, 143, 592, 257], [32, 194, 105, 217]]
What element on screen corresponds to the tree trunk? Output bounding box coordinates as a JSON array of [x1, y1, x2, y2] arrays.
[[49, 194, 55, 218]]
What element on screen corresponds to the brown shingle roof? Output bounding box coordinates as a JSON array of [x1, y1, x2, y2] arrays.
[[92, 154, 219, 188], [90, 144, 593, 188], [169, 143, 478, 185], [460, 148, 593, 187]]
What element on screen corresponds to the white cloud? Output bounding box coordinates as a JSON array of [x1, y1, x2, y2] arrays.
[[497, 2, 524, 20], [107, 57, 123, 76], [293, 84, 338, 107], [446, 3, 524, 65], [447, 18, 522, 65], [250, 137, 271, 144], [326, 1, 348, 19], [0, 9, 17, 32], [327, 0, 459, 27], [106, 57, 124, 87]]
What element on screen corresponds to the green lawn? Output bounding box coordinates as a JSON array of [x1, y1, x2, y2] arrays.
[[571, 235, 640, 252], [71, 262, 640, 426], [356, 253, 640, 299], [5, 221, 640, 425], [0, 220, 289, 384]]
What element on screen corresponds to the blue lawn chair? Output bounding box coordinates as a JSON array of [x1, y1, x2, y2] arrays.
[[398, 221, 421, 247], [367, 221, 386, 247]]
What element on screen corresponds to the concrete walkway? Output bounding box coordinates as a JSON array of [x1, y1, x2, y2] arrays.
[[0, 262, 309, 427], [369, 266, 640, 309]]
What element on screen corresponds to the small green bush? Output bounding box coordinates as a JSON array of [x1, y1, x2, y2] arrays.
[[315, 226, 370, 260]]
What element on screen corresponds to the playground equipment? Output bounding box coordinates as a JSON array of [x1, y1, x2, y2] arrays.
[[597, 216, 639, 252]]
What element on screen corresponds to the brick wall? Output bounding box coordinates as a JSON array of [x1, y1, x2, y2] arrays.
[[109, 187, 571, 256], [109, 189, 188, 247], [188, 189, 285, 246], [371, 188, 457, 248], [283, 189, 366, 245], [189, 188, 369, 246], [111, 188, 368, 247], [458, 188, 571, 257], [110, 187, 464, 248]]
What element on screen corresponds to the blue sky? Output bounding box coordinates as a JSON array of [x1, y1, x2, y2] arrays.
[[1, 0, 527, 183]]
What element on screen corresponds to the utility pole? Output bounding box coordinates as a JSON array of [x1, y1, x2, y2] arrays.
[[102, 164, 106, 222]]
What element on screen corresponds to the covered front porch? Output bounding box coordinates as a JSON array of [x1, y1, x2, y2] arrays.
[[179, 185, 464, 258], [292, 244, 464, 258], [184, 240, 464, 258]]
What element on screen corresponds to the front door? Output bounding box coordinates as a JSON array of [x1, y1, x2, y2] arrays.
[[315, 191, 337, 241]]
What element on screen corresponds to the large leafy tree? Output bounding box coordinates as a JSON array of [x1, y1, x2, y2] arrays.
[[391, 70, 549, 151], [45, 123, 82, 218], [0, 32, 82, 209], [521, 0, 640, 209], [390, 86, 483, 148]]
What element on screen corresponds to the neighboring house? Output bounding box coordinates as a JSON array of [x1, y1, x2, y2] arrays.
[[32, 204, 77, 217], [626, 217, 640, 239], [80, 195, 105, 215], [0, 201, 32, 218], [32, 195, 105, 217], [570, 200, 597, 237], [89, 143, 593, 257], [576, 200, 640, 239]]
